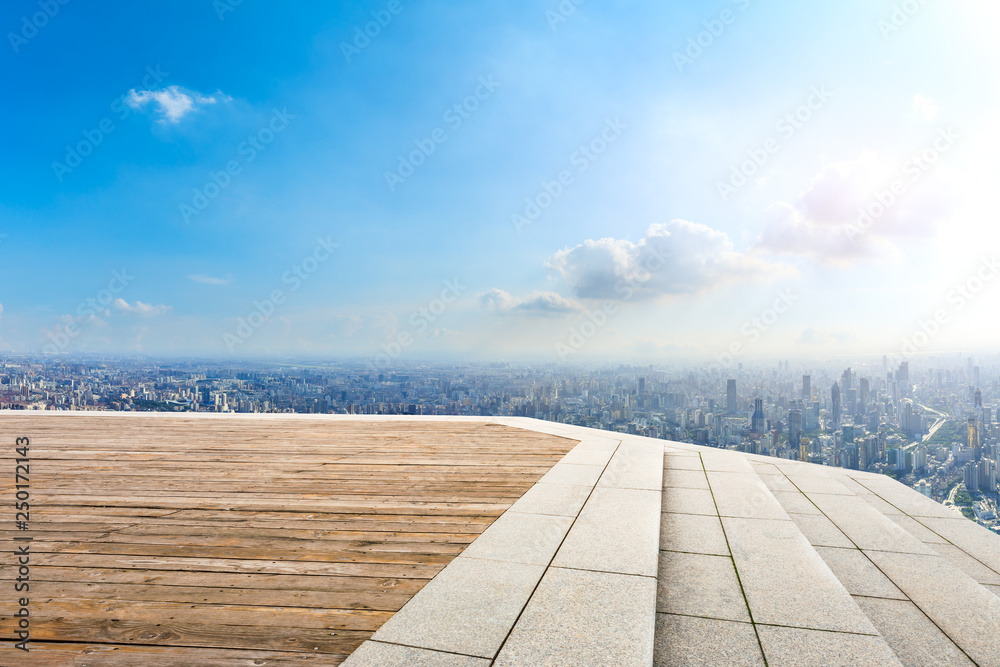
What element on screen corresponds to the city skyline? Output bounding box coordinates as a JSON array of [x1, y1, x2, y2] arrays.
[[3, 353, 997, 531], [3, 1, 1000, 361]]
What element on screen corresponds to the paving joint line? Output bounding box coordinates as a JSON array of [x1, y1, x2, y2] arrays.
[[488, 437, 624, 664]]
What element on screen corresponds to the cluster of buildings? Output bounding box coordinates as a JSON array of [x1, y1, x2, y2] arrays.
[[2, 354, 997, 529]]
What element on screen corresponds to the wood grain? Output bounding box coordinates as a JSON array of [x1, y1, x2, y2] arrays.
[[0, 415, 575, 666]]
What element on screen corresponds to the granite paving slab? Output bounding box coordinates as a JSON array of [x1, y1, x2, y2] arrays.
[[756, 625, 902, 667], [853, 596, 975, 667], [654, 614, 765, 667], [660, 512, 730, 556], [865, 550, 1000, 667], [657, 550, 751, 622], [707, 472, 789, 520], [553, 486, 660, 576], [343, 642, 491, 667], [494, 567, 656, 667], [814, 546, 907, 600], [722, 517, 879, 635], [370, 556, 544, 658]]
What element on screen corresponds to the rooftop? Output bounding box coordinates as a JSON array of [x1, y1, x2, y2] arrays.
[[2, 413, 999, 666]]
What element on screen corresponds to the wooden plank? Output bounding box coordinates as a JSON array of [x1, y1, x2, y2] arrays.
[[0, 416, 577, 664], [0, 643, 334, 666]]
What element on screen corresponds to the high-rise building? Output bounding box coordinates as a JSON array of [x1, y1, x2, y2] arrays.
[[638, 377, 645, 395], [802, 374, 811, 400], [789, 409, 803, 450], [902, 400, 915, 437], [968, 417, 981, 459], [727, 379, 737, 415], [979, 458, 997, 493], [832, 382, 841, 427], [859, 378, 870, 413], [965, 461, 979, 494], [751, 398, 766, 435], [841, 368, 853, 391], [897, 361, 910, 396]]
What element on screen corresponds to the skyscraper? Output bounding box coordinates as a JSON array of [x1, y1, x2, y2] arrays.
[[965, 461, 979, 494], [968, 416, 981, 459], [832, 382, 841, 427], [897, 361, 910, 396], [727, 379, 737, 415], [802, 374, 811, 400], [751, 398, 766, 435], [789, 409, 803, 450]]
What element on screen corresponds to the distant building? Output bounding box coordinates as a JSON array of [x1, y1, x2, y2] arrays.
[[789, 409, 803, 450], [802, 374, 811, 400], [979, 458, 997, 493], [832, 382, 841, 427], [968, 417, 981, 459], [965, 461, 979, 494], [897, 361, 910, 396], [902, 400, 914, 437], [751, 398, 766, 435], [727, 379, 737, 415]]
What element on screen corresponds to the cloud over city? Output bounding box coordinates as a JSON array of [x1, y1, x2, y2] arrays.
[[545, 220, 789, 300], [478, 289, 581, 314], [113, 299, 172, 316], [754, 149, 956, 265]]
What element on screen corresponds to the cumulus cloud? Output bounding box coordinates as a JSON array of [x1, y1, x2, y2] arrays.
[[755, 201, 900, 265], [545, 220, 789, 300], [912, 94, 939, 121], [478, 289, 582, 314], [126, 86, 230, 122], [113, 299, 172, 316], [189, 274, 232, 285], [753, 151, 954, 265]]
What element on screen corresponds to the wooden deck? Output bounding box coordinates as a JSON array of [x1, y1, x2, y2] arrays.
[[0, 414, 576, 666]]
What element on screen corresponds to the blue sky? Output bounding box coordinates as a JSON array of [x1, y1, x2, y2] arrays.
[[2, 0, 998, 363]]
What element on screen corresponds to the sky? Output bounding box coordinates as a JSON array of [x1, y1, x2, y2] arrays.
[[2, 0, 999, 365]]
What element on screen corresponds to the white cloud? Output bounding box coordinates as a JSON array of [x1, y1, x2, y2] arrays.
[[113, 299, 172, 316], [797, 327, 858, 345], [753, 151, 954, 265], [189, 274, 232, 285], [913, 94, 940, 121], [126, 86, 230, 123], [0, 303, 3, 322], [478, 289, 582, 314], [546, 220, 789, 300], [754, 201, 900, 265]]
